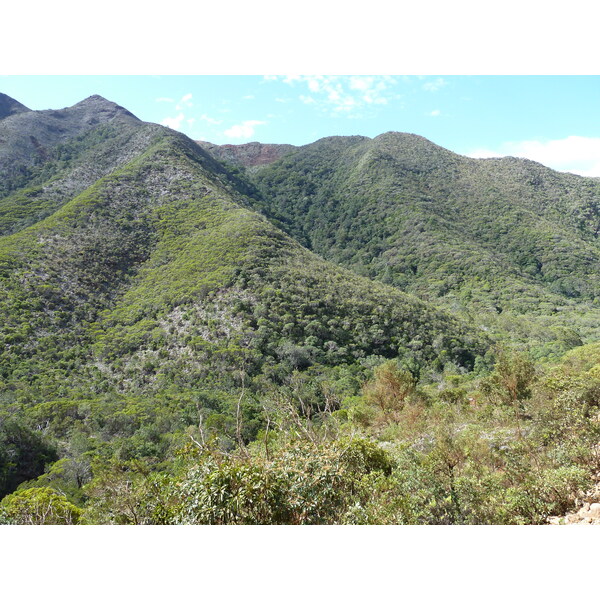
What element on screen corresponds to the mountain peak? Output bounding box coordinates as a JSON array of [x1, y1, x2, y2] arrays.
[[74, 94, 113, 106], [373, 131, 450, 152], [0, 93, 31, 120], [376, 131, 427, 141], [70, 94, 140, 121], [0, 93, 142, 173]]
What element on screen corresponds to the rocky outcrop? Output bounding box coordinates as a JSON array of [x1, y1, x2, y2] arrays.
[[548, 474, 600, 525], [196, 141, 295, 169]]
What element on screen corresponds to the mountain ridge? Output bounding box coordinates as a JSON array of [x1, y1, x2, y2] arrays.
[[1, 92, 600, 525], [0, 94, 140, 177], [0, 93, 30, 120], [0, 98, 487, 409], [196, 140, 296, 169], [208, 131, 600, 357]]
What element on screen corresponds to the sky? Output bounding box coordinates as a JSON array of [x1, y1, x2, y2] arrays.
[[1, 75, 600, 177]]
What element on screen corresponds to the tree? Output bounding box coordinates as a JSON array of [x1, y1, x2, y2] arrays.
[[362, 361, 417, 424], [0, 487, 81, 525], [480, 349, 536, 435], [0, 419, 58, 499]]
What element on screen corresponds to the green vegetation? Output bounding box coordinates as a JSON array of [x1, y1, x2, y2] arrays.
[[253, 133, 600, 357], [1, 98, 599, 524], [0, 419, 57, 498], [24, 345, 595, 525], [0, 486, 81, 525]]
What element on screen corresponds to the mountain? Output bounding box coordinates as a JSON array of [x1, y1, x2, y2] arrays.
[[2, 93, 600, 525], [196, 140, 295, 169], [0, 95, 139, 186], [232, 132, 600, 358], [0, 97, 485, 415], [0, 93, 30, 120]]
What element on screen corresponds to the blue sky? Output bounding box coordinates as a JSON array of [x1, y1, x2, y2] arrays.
[[2, 75, 600, 176]]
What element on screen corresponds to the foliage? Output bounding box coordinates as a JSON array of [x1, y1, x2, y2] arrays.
[[0, 418, 57, 498], [163, 437, 392, 525], [362, 361, 417, 425], [0, 486, 81, 525], [253, 133, 600, 353], [81, 459, 174, 525], [479, 349, 537, 428], [1, 102, 600, 525]]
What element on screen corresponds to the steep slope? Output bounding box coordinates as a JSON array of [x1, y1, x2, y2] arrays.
[[251, 133, 600, 356], [0, 122, 168, 235], [0, 104, 488, 414], [0, 95, 139, 190], [0, 93, 30, 120]]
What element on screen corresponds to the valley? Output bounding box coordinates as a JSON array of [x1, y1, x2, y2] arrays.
[[0, 93, 598, 524]]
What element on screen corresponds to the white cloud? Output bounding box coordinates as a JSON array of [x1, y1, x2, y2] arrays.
[[423, 77, 447, 92], [308, 79, 320, 92], [267, 75, 398, 115], [160, 93, 203, 133], [223, 120, 266, 139], [161, 113, 185, 130], [282, 75, 302, 84], [429, 109, 441, 117], [176, 93, 193, 110], [349, 76, 372, 91], [467, 136, 600, 177], [243, 95, 255, 100]]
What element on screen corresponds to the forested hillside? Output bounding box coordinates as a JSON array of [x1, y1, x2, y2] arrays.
[[0, 95, 598, 525], [251, 133, 600, 359]]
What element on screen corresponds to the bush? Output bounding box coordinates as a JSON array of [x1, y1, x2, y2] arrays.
[[0, 487, 81, 525]]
